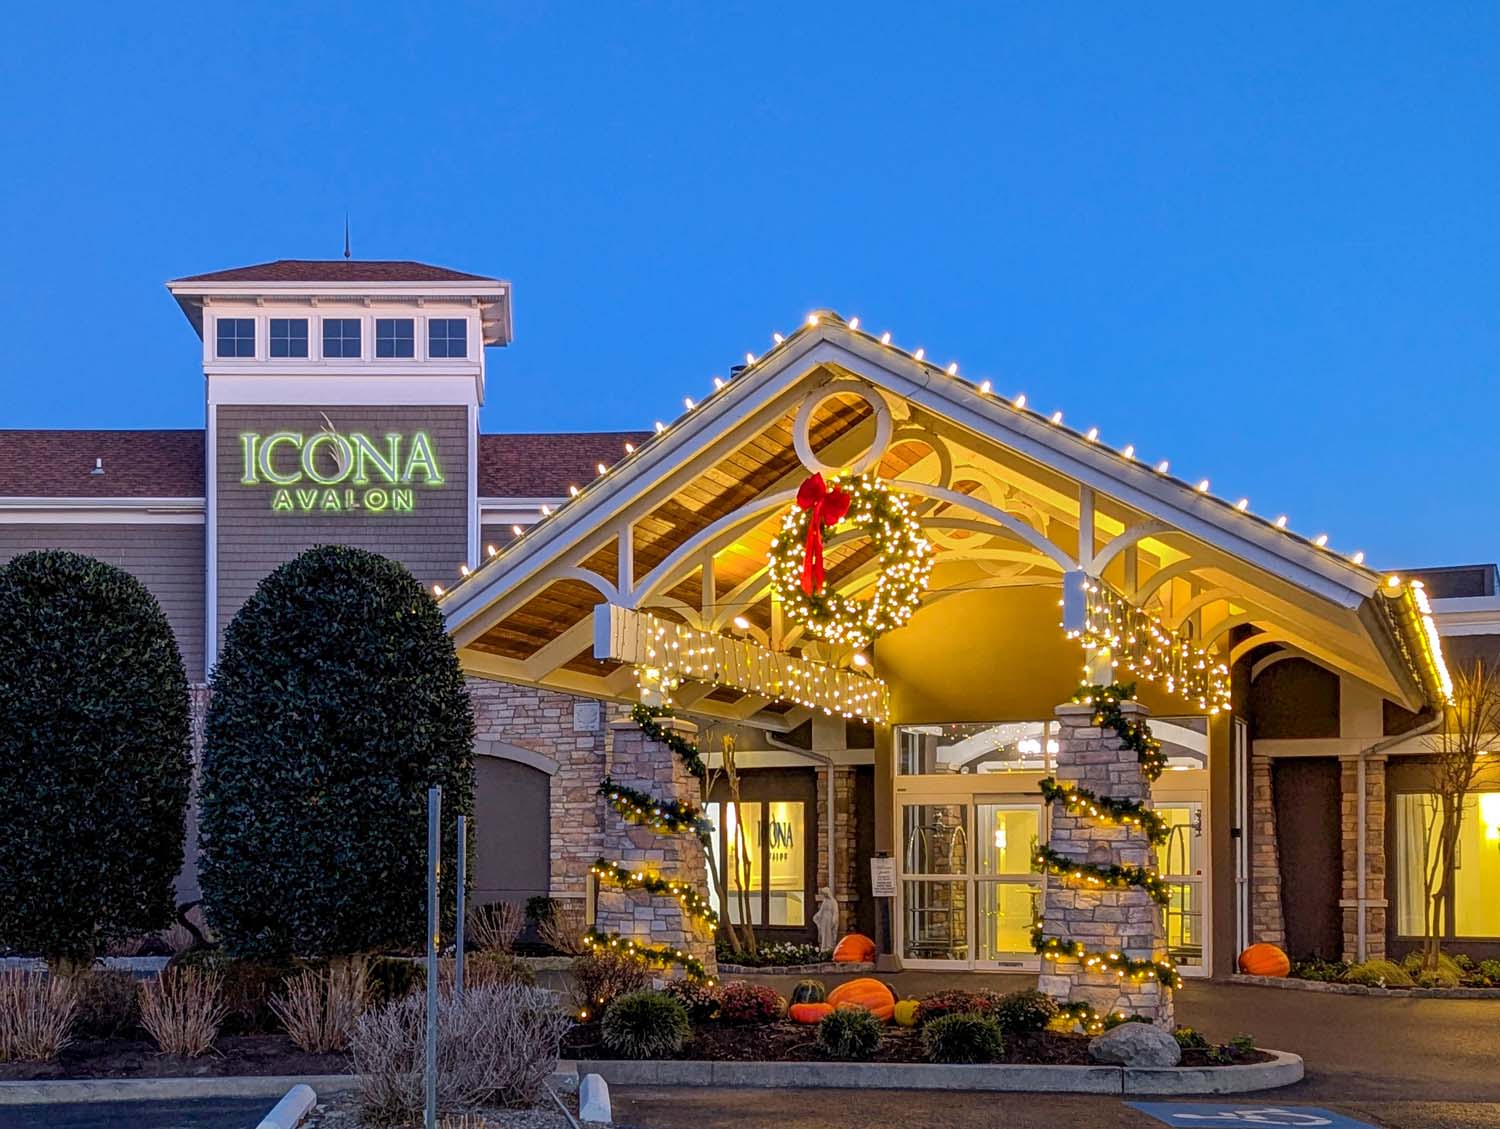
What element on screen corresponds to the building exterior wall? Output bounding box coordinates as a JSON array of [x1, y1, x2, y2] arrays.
[[0, 522, 206, 681]]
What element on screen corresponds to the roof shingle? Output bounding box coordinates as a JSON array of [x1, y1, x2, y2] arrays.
[[478, 432, 650, 498], [0, 430, 205, 498]]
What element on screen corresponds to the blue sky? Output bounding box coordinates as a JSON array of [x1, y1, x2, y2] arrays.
[[1, 4, 1495, 567]]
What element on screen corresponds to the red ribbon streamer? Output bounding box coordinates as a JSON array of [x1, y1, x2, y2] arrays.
[[796, 473, 851, 595]]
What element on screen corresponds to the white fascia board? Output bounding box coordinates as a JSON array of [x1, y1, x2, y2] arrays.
[[207, 374, 478, 407], [168, 279, 508, 298], [1431, 595, 1500, 636]]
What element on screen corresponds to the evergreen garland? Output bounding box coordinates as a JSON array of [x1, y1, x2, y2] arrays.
[[1031, 922, 1182, 989], [631, 703, 707, 778], [1039, 777, 1170, 844], [591, 858, 719, 926], [1054, 1000, 1147, 1035], [1033, 845, 1172, 905], [598, 776, 713, 842], [582, 928, 711, 982], [1069, 681, 1166, 780]]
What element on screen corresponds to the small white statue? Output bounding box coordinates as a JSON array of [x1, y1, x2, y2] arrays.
[[813, 885, 839, 952]]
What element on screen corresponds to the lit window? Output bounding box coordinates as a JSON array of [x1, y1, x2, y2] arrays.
[[1396, 791, 1500, 939], [704, 800, 806, 927], [428, 318, 467, 358], [269, 318, 308, 358], [322, 318, 361, 359], [216, 318, 255, 358], [376, 318, 414, 358]]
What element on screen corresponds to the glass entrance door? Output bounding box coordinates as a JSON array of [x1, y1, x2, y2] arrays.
[[1154, 802, 1206, 974]]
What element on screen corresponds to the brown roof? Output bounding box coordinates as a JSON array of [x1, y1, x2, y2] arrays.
[[172, 260, 499, 284], [0, 430, 205, 498], [0, 429, 649, 501], [478, 432, 651, 498]]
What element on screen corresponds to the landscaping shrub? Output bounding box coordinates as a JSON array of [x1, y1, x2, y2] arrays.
[[601, 991, 692, 1058], [715, 981, 785, 1025], [1476, 959, 1500, 986], [1401, 951, 1463, 987], [367, 957, 425, 1007], [467, 902, 523, 954], [0, 971, 77, 1062], [569, 949, 651, 1018], [817, 1006, 882, 1061], [69, 969, 140, 1039], [1343, 958, 1414, 988], [1172, 1025, 1209, 1050], [0, 550, 191, 970], [351, 983, 569, 1124], [199, 546, 474, 961], [1290, 956, 1349, 983], [138, 968, 226, 1057], [537, 899, 587, 956], [715, 940, 830, 967], [660, 977, 721, 1021], [914, 989, 997, 1026], [442, 952, 537, 989], [991, 989, 1058, 1035], [922, 1012, 1005, 1064], [271, 962, 370, 1053], [170, 949, 305, 1034]]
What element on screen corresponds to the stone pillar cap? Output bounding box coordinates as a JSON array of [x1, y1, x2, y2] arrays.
[[610, 714, 700, 735], [1054, 699, 1148, 718]]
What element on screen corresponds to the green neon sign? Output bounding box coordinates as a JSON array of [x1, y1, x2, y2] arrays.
[[238, 429, 444, 514]]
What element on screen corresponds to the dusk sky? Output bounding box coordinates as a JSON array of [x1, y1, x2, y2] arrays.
[[2, 4, 1495, 567]]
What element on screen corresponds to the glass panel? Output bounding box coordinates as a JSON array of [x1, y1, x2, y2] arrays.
[[1395, 792, 1437, 936], [723, 801, 762, 925], [977, 880, 1041, 959], [1457, 792, 1500, 936], [1155, 716, 1210, 772], [897, 721, 1051, 775], [901, 802, 968, 875], [764, 800, 805, 926], [1154, 806, 1203, 964], [903, 879, 968, 960], [975, 805, 1039, 876]]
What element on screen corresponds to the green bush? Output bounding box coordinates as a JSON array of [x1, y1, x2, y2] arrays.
[[1401, 951, 1463, 987], [1172, 1025, 1209, 1050], [923, 1011, 1005, 1064], [601, 991, 691, 1059], [817, 1006, 882, 1061], [69, 970, 141, 1039], [1476, 959, 1500, 986], [1343, 958, 1413, 988], [991, 989, 1057, 1035], [0, 551, 191, 969], [199, 546, 474, 960], [1290, 956, 1349, 983]]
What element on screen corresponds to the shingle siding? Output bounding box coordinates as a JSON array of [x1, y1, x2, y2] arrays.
[[0, 523, 206, 680], [214, 405, 470, 639]]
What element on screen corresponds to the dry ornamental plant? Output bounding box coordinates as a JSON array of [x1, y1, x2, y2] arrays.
[[138, 968, 226, 1057]]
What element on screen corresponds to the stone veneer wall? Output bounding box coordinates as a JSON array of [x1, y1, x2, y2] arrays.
[[814, 766, 859, 936], [1249, 754, 1287, 948], [1037, 702, 1173, 1027], [1340, 756, 1387, 962]]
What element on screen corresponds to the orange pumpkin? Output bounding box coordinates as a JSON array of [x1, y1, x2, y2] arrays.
[[789, 1002, 834, 1024], [1238, 943, 1291, 977], [831, 933, 877, 963], [826, 977, 896, 1021]]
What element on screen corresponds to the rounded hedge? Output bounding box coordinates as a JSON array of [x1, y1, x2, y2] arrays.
[[199, 545, 474, 959], [0, 550, 191, 967], [922, 1012, 1005, 1064], [601, 990, 691, 1059]]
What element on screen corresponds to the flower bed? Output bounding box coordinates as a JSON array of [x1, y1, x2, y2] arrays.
[[1278, 952, 1500, 993]]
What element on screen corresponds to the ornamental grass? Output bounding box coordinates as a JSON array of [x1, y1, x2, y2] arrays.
[[0, 971, 77, 1062], [138, 968, 226, 1057], [271, 960, 369, 1053]]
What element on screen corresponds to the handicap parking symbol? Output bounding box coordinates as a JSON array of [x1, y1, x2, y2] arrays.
[[1129, 1103, 1378, 1128]]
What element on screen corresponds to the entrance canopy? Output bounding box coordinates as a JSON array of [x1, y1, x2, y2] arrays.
[[441, 313, 1448, 727]]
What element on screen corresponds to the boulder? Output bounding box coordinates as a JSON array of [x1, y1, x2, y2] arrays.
[[1088, 1022, 1182, 1067]]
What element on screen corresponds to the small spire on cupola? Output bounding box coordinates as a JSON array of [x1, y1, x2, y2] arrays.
[[343, 214, 351, 260]]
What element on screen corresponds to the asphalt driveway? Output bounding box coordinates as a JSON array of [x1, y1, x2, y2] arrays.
[[0, 1096, 272, 1128]]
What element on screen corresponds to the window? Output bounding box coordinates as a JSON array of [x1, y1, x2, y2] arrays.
[[216, 318, 255, 358], [704, 800, 806, 926], [1395, 791, 1500, 938], [376, 318, 414, 358], [322, 318, 361, 359], [269, 318, 308, 358], [897, 721, 1054, 775], [428, 318, 467, 358]]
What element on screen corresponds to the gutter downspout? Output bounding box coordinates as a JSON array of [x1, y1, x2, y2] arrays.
[[1354, 715, 1441, 961]]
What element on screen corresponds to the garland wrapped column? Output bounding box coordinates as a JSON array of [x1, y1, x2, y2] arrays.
[[587, 706, 717, 982], [1035, 683, 1176, 1029]]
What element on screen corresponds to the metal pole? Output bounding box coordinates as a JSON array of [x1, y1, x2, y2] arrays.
[[425, 786, 441, 1129], [455, 814, 467, 1000]]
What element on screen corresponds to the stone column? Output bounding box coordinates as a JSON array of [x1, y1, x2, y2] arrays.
[[1340, 756, 1387, 962], [1249, 754, 1287, 948], [1037, 701, 1174, 1028], [594, 717, 717, 976], [815, 766, 859, 936]]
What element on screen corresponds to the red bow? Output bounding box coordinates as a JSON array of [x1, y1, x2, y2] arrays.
[[796, 473, 851, 595]]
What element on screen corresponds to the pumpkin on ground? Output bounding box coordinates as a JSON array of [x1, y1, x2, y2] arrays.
[[789, 1002, 834, 1024], [826, 977, 896, 1021], [831, 933, 877, 963], [892, 998, 920, 1027], [1238, 942, 1291, 978], [790, 978, 827, 1005]]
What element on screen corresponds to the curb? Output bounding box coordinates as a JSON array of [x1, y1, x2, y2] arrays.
[[255, 1083, 317, 1129], [0, 1074, 358, 1106], [1231, 974, 1500, 999], [573, 1051, 1303, 1094]]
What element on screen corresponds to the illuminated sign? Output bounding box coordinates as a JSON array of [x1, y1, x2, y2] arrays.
[[238, 428, 444, 514]]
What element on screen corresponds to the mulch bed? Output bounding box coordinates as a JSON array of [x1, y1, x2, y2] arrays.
[[562, 1021, 1270, 1067], [0, 1034, 352, 1081]]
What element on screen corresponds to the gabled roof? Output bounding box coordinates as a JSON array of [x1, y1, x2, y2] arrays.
[[0, 430, 205, 498], [441, 312, 1449, 717], [171, 260, 498, 284], [479, 432, 650, 498]]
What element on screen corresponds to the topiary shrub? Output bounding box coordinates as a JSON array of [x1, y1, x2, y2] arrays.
[[199, 546, 474, 960], [922, 1011, 1005, 1064], [715, 981, 785, 1025], [914, 989, 997, 1026], [660, 977, 721, 1021], [0, 550, 191, 971], [991, 989, 1058, 1035], [601, 990, 691, 1059], [817, 1005, 882, 1061], [1343, 958, 1413, 988]]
